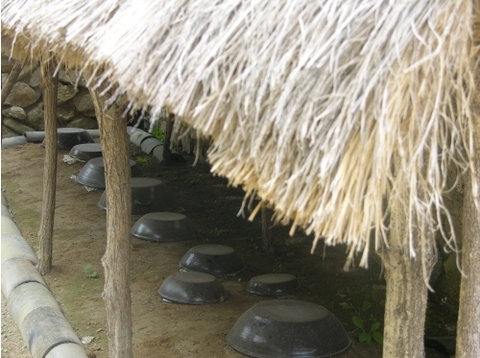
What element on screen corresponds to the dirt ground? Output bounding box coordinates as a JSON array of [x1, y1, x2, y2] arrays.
[[1, 141, 453, 358]]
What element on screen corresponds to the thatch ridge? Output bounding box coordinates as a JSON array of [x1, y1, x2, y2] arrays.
[[2, 0, 478, 269]]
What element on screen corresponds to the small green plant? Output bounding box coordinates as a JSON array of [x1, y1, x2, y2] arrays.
[[151, 127, 165, 141], [247, 237, 261, 252], [184, 177, 201, 185], [134, 156, 152, 167], [352, 310, 383, 344], [210, 227, 228, 237], [339, 288, 384, 345], [84, 264, 99, 279]]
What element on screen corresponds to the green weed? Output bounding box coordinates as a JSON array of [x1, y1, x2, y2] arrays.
[[210, 227, 229, 237], [217, 276, 228, 283], [339, 288, 384, 345], [184, 177, 201, 185], [84, 264, 99, 279], [151, 127, 165, 141], [352, 312, 383, 344], [134, 156, 152, 167]]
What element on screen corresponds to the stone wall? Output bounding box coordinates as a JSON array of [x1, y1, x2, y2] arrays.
[[1, 57, 98, 138]]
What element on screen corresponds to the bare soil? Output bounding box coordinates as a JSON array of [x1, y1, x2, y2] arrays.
[[1, 141, 451, 358]]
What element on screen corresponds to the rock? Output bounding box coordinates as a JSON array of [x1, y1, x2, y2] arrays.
[[4, 82, 40, 107], [58, 69, 87, 87], [81, 336, 95, 345], [2, 73, 9, 87], [1, 58, 14, 72], [68, 117, 98, 129], [1, 125, 20, 138], [57, 84, 78, 104], [2, 118, 36, 134], [26, 105, 45, 130], [29, 67, 42, 87], [17, 64, 37, 82], [2, 106, 27, 120], [34, 87, 42, 100], [57, 106, 76, 124], [83, 110, 97, 118], [72, 90, 95, 113]]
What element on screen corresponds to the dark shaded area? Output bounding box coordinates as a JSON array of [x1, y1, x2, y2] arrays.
[[133, 144, 458, 351]]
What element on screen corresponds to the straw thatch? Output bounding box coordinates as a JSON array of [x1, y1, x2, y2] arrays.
[[2, 0, 478, 269]]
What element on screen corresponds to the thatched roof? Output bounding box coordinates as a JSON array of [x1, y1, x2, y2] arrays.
[[2, 0, 478, 267]]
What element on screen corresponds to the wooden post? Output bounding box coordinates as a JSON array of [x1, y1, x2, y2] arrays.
[[261, 203, 273, 254], [163, 111, 174, 164], [381, 156, 437, 358], [89, 85, 133, 358], [1, 61, 24, 106], [382, 225, 435, 357], [455, 89, 480, 358], [37, 57, 58, 275]]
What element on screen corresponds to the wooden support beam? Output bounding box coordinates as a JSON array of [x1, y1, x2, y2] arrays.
[[37, 57, 58, 275], [1, 61, 24, 107], [89, 84, 133, 358]]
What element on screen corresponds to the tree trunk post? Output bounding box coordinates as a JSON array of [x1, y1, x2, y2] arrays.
[[1, 61, 24, 106], [455, 91, 480, 358], [261, 203, 273, 254], [382, 242, 434, 357], [37, 57, 58, 275], [90, 86, 133, 358], [163, 111, 174, 164], [381, 170, 437, 357]]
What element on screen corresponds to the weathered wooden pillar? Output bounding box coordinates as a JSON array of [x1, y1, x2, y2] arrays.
[[163, 111, 174, 164], [456, 89, 480, 358], [89, 84, 133, 358], [1, 61, 24, 106], [261, 204, 273, 253], [381, 157, 437, 358], [37, 57, 58, 275]]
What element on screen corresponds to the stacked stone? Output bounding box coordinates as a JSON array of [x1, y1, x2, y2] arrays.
[[1, 57, 98, 138]]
